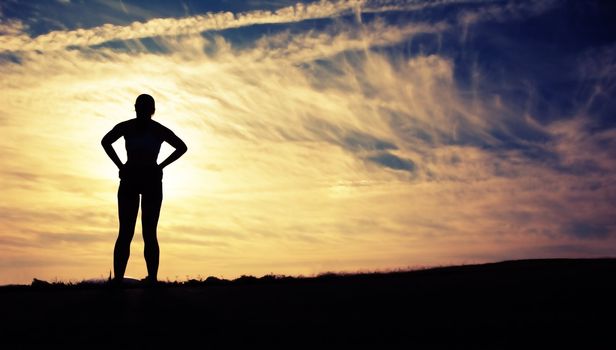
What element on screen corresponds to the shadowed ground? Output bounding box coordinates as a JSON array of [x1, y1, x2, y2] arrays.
[[1, 258, 614, 347]]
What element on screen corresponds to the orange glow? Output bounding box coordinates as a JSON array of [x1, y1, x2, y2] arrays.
[[1, 1, 615, 286]]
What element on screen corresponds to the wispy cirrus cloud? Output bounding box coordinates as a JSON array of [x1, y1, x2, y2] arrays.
[[0, 0, 530, 53], [0, 0, 387, 52]]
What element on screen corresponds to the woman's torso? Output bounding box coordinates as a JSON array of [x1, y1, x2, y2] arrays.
[[121, 119, 165, 182]]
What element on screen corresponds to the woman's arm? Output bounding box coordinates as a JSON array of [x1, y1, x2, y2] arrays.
[[101, 125, 124, 169], [159, 129, 188, 169]]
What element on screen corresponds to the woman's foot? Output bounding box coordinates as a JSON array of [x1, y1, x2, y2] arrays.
[[140, 276, 159, 287], [108, 277, 124, 289]]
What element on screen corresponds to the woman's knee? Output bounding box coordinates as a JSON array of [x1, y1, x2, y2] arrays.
[[143, 231, 159, 246], [117, 229, 134, 243]]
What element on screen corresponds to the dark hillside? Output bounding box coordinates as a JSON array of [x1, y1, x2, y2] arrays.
[[1, 258, 614, 347]]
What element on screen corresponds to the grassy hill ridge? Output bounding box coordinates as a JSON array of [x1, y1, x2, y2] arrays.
[[1, 258, 615, 347]]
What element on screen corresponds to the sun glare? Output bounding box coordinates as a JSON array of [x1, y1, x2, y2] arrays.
[[159, 142, 232, 202]]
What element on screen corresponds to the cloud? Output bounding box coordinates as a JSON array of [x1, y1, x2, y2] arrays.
[[0, 0, 379, 52], [0, 0, 549, 54], [0, 18, 30, 52], [0, 18, 28, 36], [458, 0, 558, 41]]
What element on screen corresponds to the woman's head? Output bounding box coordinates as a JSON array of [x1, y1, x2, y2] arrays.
[[135, 94, 155, 118]]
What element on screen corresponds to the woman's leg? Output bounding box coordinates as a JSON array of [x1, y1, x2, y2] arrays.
[[114, 181, 140, 281], [141, 181, 163, 281]]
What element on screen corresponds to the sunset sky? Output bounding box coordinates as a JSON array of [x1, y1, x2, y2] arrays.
[[1, 0, 615, 285]]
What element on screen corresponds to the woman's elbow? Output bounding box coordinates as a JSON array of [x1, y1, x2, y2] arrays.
[[101, 136, 114, 149], [176, 140, 187, 154]]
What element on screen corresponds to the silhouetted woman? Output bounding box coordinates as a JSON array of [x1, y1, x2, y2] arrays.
[[101, 94, 187, 284]]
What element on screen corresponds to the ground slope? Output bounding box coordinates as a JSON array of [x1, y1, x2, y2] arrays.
[[1, 258, 614, 347]]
